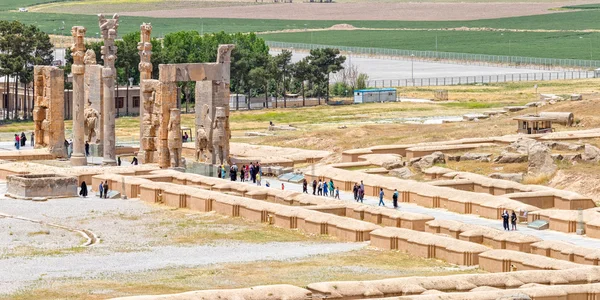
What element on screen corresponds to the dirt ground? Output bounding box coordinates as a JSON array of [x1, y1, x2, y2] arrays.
[[118, 1, 594, 21]]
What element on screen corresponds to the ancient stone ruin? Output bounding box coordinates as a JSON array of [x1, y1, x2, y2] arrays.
[[33, 66, 66, 158], [99, 13, 120, 165], [6, 174, 77, 200], [70, 25, 88, 166], [138, 44, 235, 169]]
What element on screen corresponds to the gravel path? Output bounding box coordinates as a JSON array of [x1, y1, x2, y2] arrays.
[[0, 241, 364, 295], [0, 182, 365, 295]]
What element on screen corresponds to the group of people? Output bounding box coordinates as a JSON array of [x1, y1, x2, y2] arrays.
[[14, 132, 32, 150], [217, 162, 262, 186], [182, 132, 189, 143], [306, 179, 340, 199], [501, 210, 518, 231], [78, 180, 109, 198]]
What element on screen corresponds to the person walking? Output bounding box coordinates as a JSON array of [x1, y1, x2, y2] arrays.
[[317, 180, 322, 196], [323, 181, 328, 197], [117, 157, 121, 166], [335, 187, 340, 199], [14, 134, 20, 150], [392, 189, 399, 208], [103, 181, 109, 199], [250, 163, 255, 183], [85, 141, 90, 156], [30, 132, 34, 147], [312, 180, 317, 195], [302, 179, 308, 193], [217, 165, 222, 178], [378, 188, 385, 206], [511, 210, 518, 231], [20, 132, 26, 147], [329, 180, 335, 197], [281, 183, 285, 190], [221, 165, 226, 179], [98, 181, 104, 198], [353, 183, 359, 201], [256, 172, 261, 186], [131, 157, 138, 165], [501, 210, 510, 231], [358, 186, 364, 203], [79, 181, 88, 198], [240, 165, 245, 182]]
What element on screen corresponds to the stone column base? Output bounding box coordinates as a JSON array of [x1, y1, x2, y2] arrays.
[[70, 154, 87, 166], [102, 159, 117, 166]]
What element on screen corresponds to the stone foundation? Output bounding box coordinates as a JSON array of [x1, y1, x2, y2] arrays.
[[6, 174, 77, 200]]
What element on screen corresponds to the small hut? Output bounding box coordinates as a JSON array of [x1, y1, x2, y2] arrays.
[[514, 115, 555, 134]]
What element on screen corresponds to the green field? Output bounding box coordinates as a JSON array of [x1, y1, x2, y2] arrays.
[[4, 0, 600, 59], [262, 30, 600, 60]]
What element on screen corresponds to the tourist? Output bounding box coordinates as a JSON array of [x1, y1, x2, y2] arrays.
[[360, 180, 364, 192], [20, 132, 26, 147], [240, 165, 245, 182], [358, 186, 364, 203], [281, 183, 285, 190], [64, 140, 69, 154], [312, 179, 317, 195], [256, 162, 261, 178], [221, 165, 226, 179], [302, 179, 308, 193], [217, 165, 222, 178], [250, 163, 255, 183], [317, 180, 322, 196], [79, 181, 88, 198], [329, 180, 334, 197], [353, 183, 359, 201], [335, 187, 340, 199], [511, 210, 518, 231], [85, 141, 90, 156], [98, 181, 104, 197], [230, 165, 236, 181], [233, 163, 238, 180], [183, 132, 189, 143], [14, 134, 20, 150], [256, 172, 261, 186], [501, 210, 510, 231], [102, 181, 109, 199], [117, 157, 121, 166], [245, 164, 250, 181], [30, 132, 34, 147], [392, 189, 399, 208], [131, 157, 138, 165], [68, 140, 73, 158], [323, 180, 328, 196], [378, 188, 385, 206]]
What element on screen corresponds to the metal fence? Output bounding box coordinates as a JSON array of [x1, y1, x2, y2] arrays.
[[367, 71, 596, 88], [267, 41, 600, 70]]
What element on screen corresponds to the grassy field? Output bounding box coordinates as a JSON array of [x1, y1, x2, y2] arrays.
[[262, 30, 600, 60]]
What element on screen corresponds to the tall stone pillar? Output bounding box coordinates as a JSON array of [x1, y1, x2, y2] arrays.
[[70, 26, 88, 166], [138, 23, 153, 160], [33, 66, 66, 158], [98, 14, 119, 166]]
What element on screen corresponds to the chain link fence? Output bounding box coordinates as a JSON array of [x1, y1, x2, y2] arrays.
[[367, 70, 596, 88], [267, 41, 600, 70]]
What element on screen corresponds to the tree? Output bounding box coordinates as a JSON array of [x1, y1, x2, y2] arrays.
[[116, 31, 141, 116], [273, 50, 292, 107], [356, 73, 369, 90], [0, 21, 52, 120], [307, 48, 345, 103], [292, 58, 313, 106]]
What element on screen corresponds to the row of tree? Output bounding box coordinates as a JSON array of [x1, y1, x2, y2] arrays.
[[0, 20, 54, 120], [77, 30, 352, 111]]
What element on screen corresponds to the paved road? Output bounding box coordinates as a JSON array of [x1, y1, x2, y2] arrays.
[[249, 176, 600, 249]]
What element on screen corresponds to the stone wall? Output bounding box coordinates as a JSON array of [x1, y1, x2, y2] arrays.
[[6, 174, 77, 199]]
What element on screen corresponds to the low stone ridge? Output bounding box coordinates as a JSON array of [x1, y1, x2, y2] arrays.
[[307, 268, 600, 299], [478, 249, 581, 272], [582, 144, 600, 162], [370, 227, 489, 266], [389, 167, 414, 179], [409, 151, 445, 172]]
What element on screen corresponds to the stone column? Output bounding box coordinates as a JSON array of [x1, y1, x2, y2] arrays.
[[137, 22, 152, 160], [98, 14, 119, 165], [70, 26, 88, 166]]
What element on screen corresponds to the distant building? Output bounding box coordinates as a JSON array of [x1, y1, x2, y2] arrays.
[[353, 88, 397, 104], [514, 115, 555, 134]]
